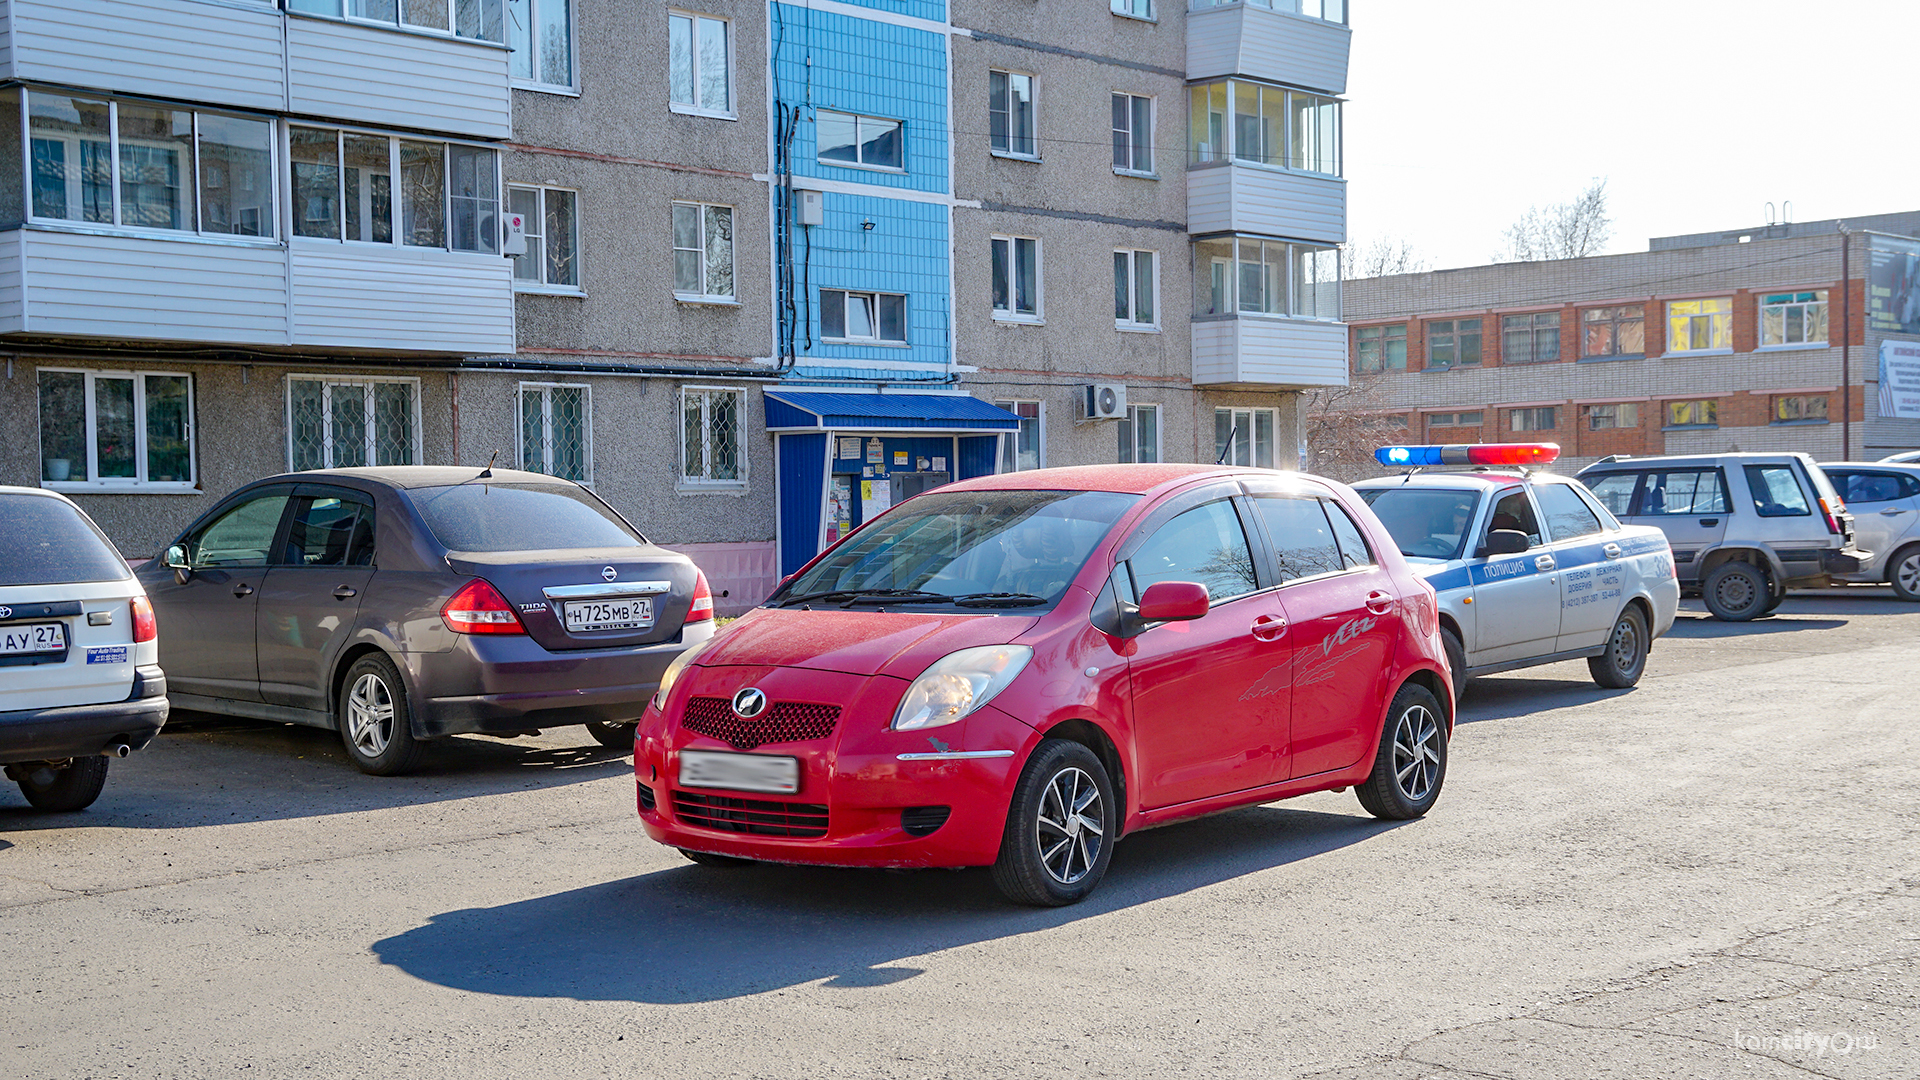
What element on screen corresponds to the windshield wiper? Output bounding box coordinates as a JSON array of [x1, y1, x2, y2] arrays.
[[774, 588, 954, 608], [949, 592, 1049, 608]]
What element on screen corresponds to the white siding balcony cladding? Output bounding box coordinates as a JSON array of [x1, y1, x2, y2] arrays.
[[1188, 164, 1344, 244], [287, 15, 511, 141], [1186, 3, 1351, 94], [3, 0, 286, 114], [1193, 316, 1347, 388], [289, 243, 513, 354]]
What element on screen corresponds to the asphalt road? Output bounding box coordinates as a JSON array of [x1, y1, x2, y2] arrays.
[[4, 590, 1916, 1079]]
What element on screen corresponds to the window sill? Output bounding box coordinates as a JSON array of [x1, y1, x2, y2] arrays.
[[1113, 168, 1160, 181], [818, 160, 908, 176], [1115, 322, 1160, 334], [23, 220, 280, 250], [669, 103, 737, 121], [677, 481, 749, 496], [1577, 353, 1645, 363], [1421, 364, 1482, 373], [1756, 342, 1829, 352], [819, 337, 911, 348], [676, 294, 741, 307], [990, 150, 1043, 163], [515, 284, 586, 297], [1661, 348, 1734, 359], [41, 482, 200, 495], [1769, 418, 1831, 427], [1111, 11, 1159, 23], [1662, 424, 1720, 432], [513, 80, 581, 97], [993, 314, 1045, 326], [1214, 157, 1344, 182]]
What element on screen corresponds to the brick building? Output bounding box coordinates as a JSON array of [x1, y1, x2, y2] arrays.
[[1332, 210, 1920, 476]]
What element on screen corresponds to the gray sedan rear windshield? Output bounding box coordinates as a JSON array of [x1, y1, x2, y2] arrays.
[[0, 494, 130, 586], [407, 483, 643, 552]]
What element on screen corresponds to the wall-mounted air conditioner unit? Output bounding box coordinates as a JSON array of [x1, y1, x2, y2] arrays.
[[1082, 383, 1128, 420]]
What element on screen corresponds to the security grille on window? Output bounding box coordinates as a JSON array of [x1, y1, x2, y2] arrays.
[[817, 111, 904, 170], [504, 0, 574, 88], [1114, 250, 1157, 328], [519, 383, 590, 482], [1215, 407, 1276, 468], [1111, 94, 1153, 174], [509, 186, 579, 289], [288, 0, 506, 42], [994, 400, 1043, 472], [1110, 0, 1153, 18], [1426, 318, 1482, 369], [1773, 395, 1829, 423], [989, 70, 1036, 157], [1353, 325, 1406, 374], [36, 369, 194, 488], [1761, 291, 1829, 347], [1117, 403, 1159, 463], [1666, 399, 1719, 428], [1582, 305, 1645, 358], [682, 388, 743, 484], [673, 202, 734, 301], [1509, 407, 1557, 432], [1587, 403, 1640, 430], [288, 377, 419, 470], [290, 126, 498, 253], [992, 236, 1041, 319], [821, 289, 906, 343], [25, 90, 276, 238], [669, 11, 732, 115], [1502, 312, 1561, 364], [1666, 298, 1732, 353]]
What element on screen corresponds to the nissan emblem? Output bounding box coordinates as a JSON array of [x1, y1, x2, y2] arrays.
[[602, 565, 618, 582]]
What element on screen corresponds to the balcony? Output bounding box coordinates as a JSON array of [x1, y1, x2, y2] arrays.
[[1189, 163, 1345, 245], [1193, 316, 1347, 388], [1187, 1, 1352, 94]]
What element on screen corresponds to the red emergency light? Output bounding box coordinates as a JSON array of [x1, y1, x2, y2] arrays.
[[1375, 443, 1561, 468]]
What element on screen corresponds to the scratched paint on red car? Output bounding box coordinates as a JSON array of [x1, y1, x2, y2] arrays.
[[635, 464, 1453, 905]]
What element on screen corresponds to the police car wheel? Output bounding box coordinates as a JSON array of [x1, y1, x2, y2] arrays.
[[1440, 627, 1468, 702], [1702, 562, 1770, 622], [1588, 605, 1648, 689]]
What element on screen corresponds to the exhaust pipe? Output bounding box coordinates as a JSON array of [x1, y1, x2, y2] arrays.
[[100, 742, 131, 758]]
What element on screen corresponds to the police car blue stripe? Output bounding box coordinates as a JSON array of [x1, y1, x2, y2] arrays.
[[1419, 534, 1663, 594]]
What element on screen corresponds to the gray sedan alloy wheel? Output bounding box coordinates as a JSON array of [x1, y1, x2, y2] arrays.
[[337, 653, 421, 776]]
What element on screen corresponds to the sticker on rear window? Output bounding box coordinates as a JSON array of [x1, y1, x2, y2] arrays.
[[86, 646, 128, 665]]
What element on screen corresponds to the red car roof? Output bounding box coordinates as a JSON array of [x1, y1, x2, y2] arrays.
[[941, 463, 1256, 496]]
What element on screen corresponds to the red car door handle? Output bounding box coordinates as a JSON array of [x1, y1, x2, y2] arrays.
[[1364, 591, 1393, 615], [1250, 615, 1287, 640]]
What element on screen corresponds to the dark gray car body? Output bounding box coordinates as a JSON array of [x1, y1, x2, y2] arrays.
[[137, 467, 708, 740]]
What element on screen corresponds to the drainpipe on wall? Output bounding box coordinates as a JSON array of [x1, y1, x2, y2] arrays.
[[1839, 226, 1852, 460], [450, 370, 461, 464]]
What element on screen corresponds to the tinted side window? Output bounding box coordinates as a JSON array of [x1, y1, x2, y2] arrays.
[[1324, 500, 1377, 568], [1640, 469, 1728, 515], [1487, 489, 1542, 546], [1830, 471, 1918, 504], [1535, 484, 1604, 541], [1744, 465, 1811, 517], [1129, 500, 1259, 602], [189, 494, 290, 568], [1585, 472, 1640, 516], [0, 494, 129, 587], [285, 493, 374, 568], [1253, 496, 1342, 583]]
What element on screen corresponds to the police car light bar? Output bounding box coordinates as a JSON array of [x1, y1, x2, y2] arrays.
[[1375, 443, 1561, 468]]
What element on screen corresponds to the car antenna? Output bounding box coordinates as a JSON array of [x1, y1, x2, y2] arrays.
[[477, 449, 497, 479], [1215, 424, 1240, 465]]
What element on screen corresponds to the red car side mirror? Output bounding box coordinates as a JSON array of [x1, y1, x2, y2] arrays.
[[1137, 581, 1210, 622]]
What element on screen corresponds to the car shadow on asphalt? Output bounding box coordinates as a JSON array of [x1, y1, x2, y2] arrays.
[[0, 710, 634, 830], [1662, 614, 1848, 639], [370, 805, 1409, 1003], [1456, 675, 1629, 725]]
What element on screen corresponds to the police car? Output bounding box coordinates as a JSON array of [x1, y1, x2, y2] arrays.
[[1351, 444, 1680, 699]]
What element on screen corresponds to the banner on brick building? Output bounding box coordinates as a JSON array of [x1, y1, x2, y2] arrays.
[[1868, 233, 1920, 335], [1879, 340, 1920, 419]]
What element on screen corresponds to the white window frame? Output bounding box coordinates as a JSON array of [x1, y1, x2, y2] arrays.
[[672, 200, 736, 303], [517, 381, 593, 483], [287, 124, 501, 254], [291, 0, 508, 43], [285, 374, 423, 471], [820, 289, 908, 345], [815, 110, 906, 172], [668, 10, 735, 119], [1759, 290, 1830, 349], [1110, 0, 1154, 22], [1114, 248, 1159, 330], [991, 235, 1043, 323], [988, 69, 1037, 160], [1111, 93, 1156, 177], [994, 399, 1045, 472], [1665, 298, 1734, 355], [35, 368, 197, 492], [1117, 403, 1160, 464], [1215, 406, 1278, 468], [506, 0, 577, 93], [508, 184, 581, 293], [680, 385, 747, 488]]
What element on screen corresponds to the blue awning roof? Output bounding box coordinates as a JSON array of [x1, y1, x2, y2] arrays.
[[764, 391, 1022, 432]]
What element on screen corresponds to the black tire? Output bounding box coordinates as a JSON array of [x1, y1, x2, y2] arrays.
[[1588, 604, 1649, 689], [336, 653, 422, 776], [991, 739, 1116, 907], [1354, 683, 1447, 821], [15, 757, 109, 812], [1760, 586, 1787, 614], [1889, 545, 1920, 602], [583, 721, 637, 750], [1440, 626, 1469, 703], [680, 848, 754, 868], [1702, 561, 1771, 621]]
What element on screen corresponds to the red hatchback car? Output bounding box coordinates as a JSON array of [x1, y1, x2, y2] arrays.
[[635, 464, 1453, 905]]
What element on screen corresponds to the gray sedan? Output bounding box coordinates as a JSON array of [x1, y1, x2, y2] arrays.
[[137, 467, 715, 774], [1821, 462, 1920, 600]]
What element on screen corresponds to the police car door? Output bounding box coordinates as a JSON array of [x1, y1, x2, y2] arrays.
[[1534, 482, 1621, 654], [1472, 485, 1561, 665]]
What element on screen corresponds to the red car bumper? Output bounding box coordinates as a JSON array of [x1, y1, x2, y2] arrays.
[[635, 666, 1041, 868]]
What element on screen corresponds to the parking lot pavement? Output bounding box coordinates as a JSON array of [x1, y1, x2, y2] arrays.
[[3, 591, 1916, 1079]]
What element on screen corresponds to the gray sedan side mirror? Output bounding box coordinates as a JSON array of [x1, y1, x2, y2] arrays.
[[1478, 529, 1530, 558], [165, 544, 191, 584]]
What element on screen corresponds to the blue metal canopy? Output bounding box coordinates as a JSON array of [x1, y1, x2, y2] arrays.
[[764, 391, 1022, 432]]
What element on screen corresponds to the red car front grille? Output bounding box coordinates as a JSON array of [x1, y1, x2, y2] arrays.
[[681, 696, 841, 750], [671, 792, 829, 838]]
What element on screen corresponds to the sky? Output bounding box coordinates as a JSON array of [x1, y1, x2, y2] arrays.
[[1344, 0, 1920, 272]]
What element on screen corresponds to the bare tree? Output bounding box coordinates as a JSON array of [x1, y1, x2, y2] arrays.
[[1343, 237, 1431, 278], [1494, 178, 1613, 263], [1302, 376, 1407, 484]]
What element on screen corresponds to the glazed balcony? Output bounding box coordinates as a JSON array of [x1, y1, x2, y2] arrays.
[[1187, 0, 1352, 94]]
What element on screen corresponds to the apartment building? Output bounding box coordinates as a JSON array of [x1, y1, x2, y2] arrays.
[[1337, 210, 1920, 475]]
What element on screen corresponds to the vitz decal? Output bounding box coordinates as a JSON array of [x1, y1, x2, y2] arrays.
[[1295, 615, 1381, 688]]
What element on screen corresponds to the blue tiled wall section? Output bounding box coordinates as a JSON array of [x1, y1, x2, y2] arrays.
[[771, 4, 948, 195], [791, 192, 949, 379]]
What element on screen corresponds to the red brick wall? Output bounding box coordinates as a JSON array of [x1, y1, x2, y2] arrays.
[[1642, 300, 1666, 357], [1730, 290, 1758, 353]]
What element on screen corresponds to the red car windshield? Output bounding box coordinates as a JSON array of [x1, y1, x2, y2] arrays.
[[777, 489, 1140, 608]]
